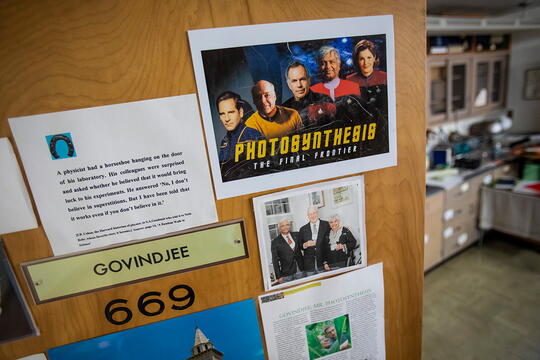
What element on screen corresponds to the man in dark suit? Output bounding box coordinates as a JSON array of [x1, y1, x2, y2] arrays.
[[271, 219, 303, 284], [298, 206, 330, 275]]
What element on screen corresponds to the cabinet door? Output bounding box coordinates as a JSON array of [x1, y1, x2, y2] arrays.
[[489, 56, 507, 109], [472, 58, 490, 114], [471, 54, 508, 115], [425, 191, 444, 271], [425, 212, 443, 270], [428, 59, 449, 124], [448, 58, 471, 120]]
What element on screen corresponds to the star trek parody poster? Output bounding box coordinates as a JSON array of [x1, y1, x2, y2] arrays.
[[189, 16, 396, 199]]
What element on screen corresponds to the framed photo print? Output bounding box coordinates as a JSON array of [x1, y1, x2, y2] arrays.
[[524, 67, 540, 100], [252, 176, 367, 291], [332, 186, 353, 207], [309, 191, 324, 207]]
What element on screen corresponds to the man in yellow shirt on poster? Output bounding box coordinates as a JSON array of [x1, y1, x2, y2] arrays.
[[245, 80, 303, 139]]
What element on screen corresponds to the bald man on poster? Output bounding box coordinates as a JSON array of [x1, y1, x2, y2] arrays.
[[244, 80, 303, 139]]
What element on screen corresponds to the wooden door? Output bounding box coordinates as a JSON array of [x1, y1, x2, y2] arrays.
[[0, 1, 426, 359]]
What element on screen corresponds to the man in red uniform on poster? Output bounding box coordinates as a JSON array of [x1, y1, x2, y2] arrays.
[[310, 46, 360, 101]]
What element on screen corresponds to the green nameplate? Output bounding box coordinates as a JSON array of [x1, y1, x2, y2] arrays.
[[22, 220, 247, 303]]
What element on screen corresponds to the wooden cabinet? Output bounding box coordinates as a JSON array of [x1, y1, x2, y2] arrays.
[[427, 54, 473, 124], [427, 52, 508, 125], [424, 191, 444, 271], [425, 164, 516, 271], [442, 217, 479, 258], [440, 170, 496, 258], [471, 53, 508, 116]]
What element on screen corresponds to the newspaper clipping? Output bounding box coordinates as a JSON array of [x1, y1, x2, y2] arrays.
[[259, 263, 385, 360]]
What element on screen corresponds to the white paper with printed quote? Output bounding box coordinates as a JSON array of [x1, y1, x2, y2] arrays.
[[9, 95, 217, 255]]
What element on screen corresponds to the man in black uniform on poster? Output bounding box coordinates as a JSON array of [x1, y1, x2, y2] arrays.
[[216, 91, 262, 164], [298, 206, 330, 275], [283, 61, 336, 130], [215, 91, 264, 182]]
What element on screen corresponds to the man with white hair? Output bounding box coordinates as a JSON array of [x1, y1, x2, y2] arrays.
[[270, 219, 303, 284], [298, 206, 330, 275], [310, 46, 360, 100]]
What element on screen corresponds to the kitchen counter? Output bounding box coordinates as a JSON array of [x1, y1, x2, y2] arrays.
[[426, 157, 517, 197], [426, 156, 515, 196]]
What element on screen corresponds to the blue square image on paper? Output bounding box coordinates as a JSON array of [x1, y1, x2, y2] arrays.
[[45, 133, 77, 160], [48, 299, 264, 360]]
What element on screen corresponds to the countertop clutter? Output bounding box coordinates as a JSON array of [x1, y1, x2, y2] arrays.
[[424, 133, 540, 271]]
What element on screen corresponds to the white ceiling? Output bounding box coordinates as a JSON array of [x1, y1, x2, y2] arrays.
[[427, 0, 540, 32], [428, 0, 539, 17]]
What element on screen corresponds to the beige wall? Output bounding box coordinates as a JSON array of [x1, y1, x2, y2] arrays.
[[507, 30, 540, 133]]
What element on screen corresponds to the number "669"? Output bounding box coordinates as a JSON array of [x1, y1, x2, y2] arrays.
[[104, 284, 195, 325]]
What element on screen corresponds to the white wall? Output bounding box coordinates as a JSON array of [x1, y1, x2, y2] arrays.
[[260, 186, 361, 241], [507, 30, 540, 133]]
